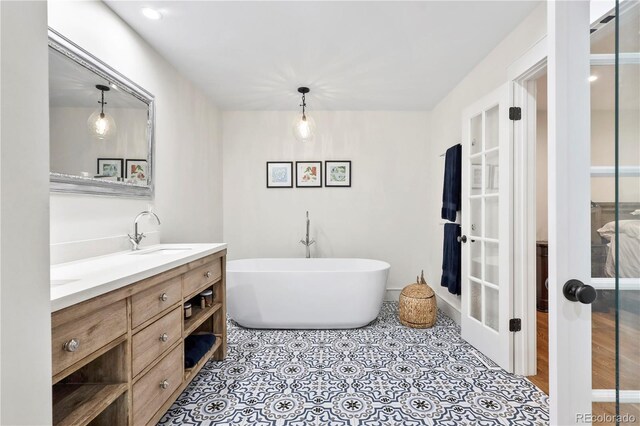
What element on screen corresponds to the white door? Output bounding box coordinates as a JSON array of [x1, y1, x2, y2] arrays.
[[548, 1, 640, 424], [461, 83, 513, 371]]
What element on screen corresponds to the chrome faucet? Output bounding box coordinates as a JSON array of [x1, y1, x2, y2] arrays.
[[299, 211, 315, 258], [128, 211, 161, 251]]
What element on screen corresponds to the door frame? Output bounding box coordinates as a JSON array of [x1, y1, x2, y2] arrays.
[[507, 36, 547, 377]]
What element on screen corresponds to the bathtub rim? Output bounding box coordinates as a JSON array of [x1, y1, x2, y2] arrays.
[[226, 258, 391, 274]]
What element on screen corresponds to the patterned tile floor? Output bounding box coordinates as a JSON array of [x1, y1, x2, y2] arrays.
[[159, 303, 548, 425]]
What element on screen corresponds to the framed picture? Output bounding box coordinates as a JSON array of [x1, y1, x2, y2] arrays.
[[471, 164, 482, 189], [325, 161, 351, 187], [97, 158, 123, 178], [126, 159, 148, 184], [266, 162, 293, 188], [296, 161, 322, 188]]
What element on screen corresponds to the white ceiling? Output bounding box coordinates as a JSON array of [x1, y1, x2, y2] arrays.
[[105, 1, 540, 111]]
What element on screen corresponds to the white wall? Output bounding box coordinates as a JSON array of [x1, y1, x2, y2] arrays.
[[223, 111, 431, 295], [48, 1, 223, 263], [536, 90, 548, 241], [425, 4, 547, 312], [0, 1, 52, 424], [591, 109, 640, 203]]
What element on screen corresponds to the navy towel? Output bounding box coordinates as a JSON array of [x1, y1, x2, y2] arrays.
[[441, 144, 462, 222], [185, 333, 216, 368], [441, 223, 461, 295]]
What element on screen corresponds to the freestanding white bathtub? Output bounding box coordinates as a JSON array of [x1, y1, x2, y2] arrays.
[[227, 258, 390, 329]]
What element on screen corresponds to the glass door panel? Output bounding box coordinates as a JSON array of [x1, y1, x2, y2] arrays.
[[484, 105, 500, 149], [485, 197, 499, 239], [616, 0, 640, 420], [470, 114, 483, 156], [590, 1, 640, 421]]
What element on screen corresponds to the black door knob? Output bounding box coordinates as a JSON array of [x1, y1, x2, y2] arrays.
[[563, 279, 597, 304], [457, 235, 467, 244]]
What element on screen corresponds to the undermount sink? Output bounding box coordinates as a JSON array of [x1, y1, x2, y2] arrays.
[[51, 279, 80, 287], [130, 247, 193, 256]]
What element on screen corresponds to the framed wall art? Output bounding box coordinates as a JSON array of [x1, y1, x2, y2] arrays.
[[266, 162, 293, 188], [325, 161, 351, 187], [126, 159, 148, 184], [96, 158, 123, 178], [296, 161, 322, 188]]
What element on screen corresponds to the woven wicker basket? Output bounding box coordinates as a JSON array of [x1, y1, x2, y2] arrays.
[[399, 275, 437, 329]]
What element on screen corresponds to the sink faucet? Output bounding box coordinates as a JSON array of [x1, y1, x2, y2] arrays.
[[299, 211, 315, 258], [128, 211, 161, 251]]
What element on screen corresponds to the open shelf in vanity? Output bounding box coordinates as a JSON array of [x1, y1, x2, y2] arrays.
[[184, 334, 223, 382], [53, 383, 128, 426], [51, 246, 227, 426], [182, 271, 227, 382], [184, 301, 222, 336], [52, 337, 128, 426]]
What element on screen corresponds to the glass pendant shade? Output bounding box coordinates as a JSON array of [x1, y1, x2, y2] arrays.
[[87, 110, 116, 140], [292, 114, 316, 143]]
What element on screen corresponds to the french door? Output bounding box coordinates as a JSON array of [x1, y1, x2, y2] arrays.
[[460, 83, 513, 371], [548, 1, 639, 424]]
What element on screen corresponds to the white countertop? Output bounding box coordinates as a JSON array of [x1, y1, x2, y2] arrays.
[[51, 243, 227, 312]]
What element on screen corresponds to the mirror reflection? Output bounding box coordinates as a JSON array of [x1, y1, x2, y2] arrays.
[[49, 45, 151, 186]]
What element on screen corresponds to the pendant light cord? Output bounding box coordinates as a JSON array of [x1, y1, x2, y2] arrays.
[[300, 92, 306, 119], [99, 89, 106, 118]]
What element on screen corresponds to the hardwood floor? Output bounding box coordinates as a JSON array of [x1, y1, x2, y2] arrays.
[[528, 311, 549, 394], [528, 309, 640, 425]]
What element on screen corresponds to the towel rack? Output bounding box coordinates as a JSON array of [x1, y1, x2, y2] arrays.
[[439, 142, 462, 158]]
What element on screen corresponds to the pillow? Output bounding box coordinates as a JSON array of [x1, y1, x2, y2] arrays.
[[598, 220, 640, 240]]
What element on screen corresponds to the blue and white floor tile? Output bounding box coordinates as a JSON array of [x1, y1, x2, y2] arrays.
[[159, 302, 548, 425]]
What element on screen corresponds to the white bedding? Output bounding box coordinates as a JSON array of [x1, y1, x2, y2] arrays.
[[598, 220, 640, 278]]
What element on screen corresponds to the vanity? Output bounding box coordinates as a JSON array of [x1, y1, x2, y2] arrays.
[[46, 25, 228, 425], [50, 244, 227, 425]]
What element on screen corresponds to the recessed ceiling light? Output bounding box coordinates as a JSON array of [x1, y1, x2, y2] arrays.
[[589, 75, 598, 82], [141, 7, 162, 20]]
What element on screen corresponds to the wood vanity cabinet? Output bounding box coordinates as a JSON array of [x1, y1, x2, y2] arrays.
[[51, 250, 227, 426]]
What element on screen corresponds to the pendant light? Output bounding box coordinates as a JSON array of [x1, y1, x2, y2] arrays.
[[292, 87, 316, 143], [87, 84, 116, 140]]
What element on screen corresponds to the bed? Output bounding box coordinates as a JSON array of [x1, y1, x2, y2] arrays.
[[591, 202, 640, 277], [590, 203, 640, 314], [597, 219, 640, 278]]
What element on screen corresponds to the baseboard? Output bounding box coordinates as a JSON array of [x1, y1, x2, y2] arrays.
[[385, 288, 461, 325], [435, 294, 461, 325]]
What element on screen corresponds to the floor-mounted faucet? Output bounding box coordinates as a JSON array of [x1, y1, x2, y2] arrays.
[[300, 211, 315, 258], [128, 211, 161, 250]]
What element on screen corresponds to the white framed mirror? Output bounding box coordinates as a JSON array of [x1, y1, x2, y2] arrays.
[[48, 29, 155, 198]]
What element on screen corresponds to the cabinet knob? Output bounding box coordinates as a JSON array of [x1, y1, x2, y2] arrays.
[[159, 293, 168, 302], [63, 338, 80, 352], [160, 379, 169, 390], [159, 333, 169, 342], [204, 271, 212, 278]]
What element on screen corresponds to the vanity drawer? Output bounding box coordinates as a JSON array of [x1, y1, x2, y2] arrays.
[[131, 276, 181, 329], [52, 299, 127, 376], [183, 260, 221, 297], [132, 307, 182, 377], [133, 342, 183, 426]]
